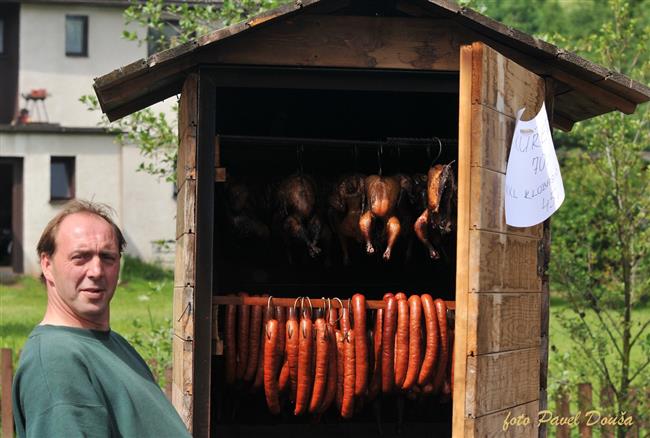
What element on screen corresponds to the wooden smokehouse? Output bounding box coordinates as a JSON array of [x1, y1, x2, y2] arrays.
[[93, 1, 650, 436]]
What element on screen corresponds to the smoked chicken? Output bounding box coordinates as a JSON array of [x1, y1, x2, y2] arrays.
[[224, 179, 271, 241], [328, 173, 366, 266], [274, 174, 324, 262], [359, 174, 412, 261], [414, 163, 457, 259]]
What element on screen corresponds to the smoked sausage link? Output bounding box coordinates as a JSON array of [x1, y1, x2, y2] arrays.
[[263, 319, 281, 414], [286, 308, 300, 402], [394, 296, 410, 388], [418, 294, 439, 386], [367, 308, 383, 400], [244, 300, 263, 382], [431, 299, 448, 394], [236, 292, 250, 380], [402, 295, 422, 390], [319, 323, 338, 413], [294, 316, 313, 415], [335, 330, 345, 411], [381, 295, 397, 393], [341, 329, 356, 419], [254, 300, 273, 389], [351, 293, 368, 398], [309, 318, 329, 413], [224, 298, 237, 385]]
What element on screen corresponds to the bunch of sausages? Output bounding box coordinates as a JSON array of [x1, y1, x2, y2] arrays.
[[223, 292, 454, 418]]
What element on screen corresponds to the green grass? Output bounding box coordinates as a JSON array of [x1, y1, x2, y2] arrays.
[[0, 256, 174, 373]]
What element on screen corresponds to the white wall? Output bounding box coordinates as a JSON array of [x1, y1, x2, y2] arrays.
[[18, 3, 175, 127], [121, 144, 177, 269], [0, 131, 177, 274]]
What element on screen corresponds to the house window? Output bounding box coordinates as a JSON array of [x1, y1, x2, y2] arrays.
[[65, 15, 88, 57], [50, 157, 75, 200]]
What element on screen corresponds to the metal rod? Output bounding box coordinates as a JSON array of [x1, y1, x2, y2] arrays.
[[212, 295, 455, 311], [218, 134, 457, 149]]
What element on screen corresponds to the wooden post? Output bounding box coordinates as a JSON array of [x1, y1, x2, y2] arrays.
[[555, 390, 570, 438], [539, 76, 555, 438], [600, 384, 615, 438], [192, 69, 216, 437], [577, 383, 593, 438], [1, 348, 14, 438]]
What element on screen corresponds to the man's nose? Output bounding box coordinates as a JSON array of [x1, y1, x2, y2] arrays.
[[87, 255, 104, 278]]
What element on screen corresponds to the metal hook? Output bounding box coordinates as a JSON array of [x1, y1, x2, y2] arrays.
[[303, 296, 313, 320], [267, 295, 274, 314], [266, 296, 274, 340], [333, 297, 343, 325], [430, 137, 443, 168]]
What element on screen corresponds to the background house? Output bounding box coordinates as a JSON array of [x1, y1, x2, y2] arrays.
[[0, 0, 181, 275]]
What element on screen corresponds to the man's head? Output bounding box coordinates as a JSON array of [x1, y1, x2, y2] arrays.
[[38, 200, 126, 330]]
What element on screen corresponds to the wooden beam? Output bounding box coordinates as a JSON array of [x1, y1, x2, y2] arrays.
[[452, 42, 475, 438], [465, 348, 540, 417], [205, 16, 463, 71], [553, 69, 637, 114], [553, 112, 575, 132], [172, 74, 199, 434], [538, 77, 555, 438], [192, 70, 216, 437]]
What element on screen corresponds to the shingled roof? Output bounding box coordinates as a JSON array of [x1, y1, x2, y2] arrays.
[[93, 0, 650, 130]]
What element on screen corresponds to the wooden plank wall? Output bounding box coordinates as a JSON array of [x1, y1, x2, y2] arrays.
[[172, 73, 199, 432], [454, 42, 545, 438]]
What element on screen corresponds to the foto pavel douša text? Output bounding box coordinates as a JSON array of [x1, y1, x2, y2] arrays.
[[503, 410, 635, 432]]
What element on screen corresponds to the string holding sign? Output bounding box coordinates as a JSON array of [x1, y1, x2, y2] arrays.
[[505, 102, 565, 227]]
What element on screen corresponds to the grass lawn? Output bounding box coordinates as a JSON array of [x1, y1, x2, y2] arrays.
[[0, 256, 174, 374]]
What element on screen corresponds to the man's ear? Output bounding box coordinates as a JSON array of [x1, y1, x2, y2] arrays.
[[40, 253, 55, 284]]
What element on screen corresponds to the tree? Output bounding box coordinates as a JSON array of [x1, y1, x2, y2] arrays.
[[465, 0, 649, 434], [549, 1, 649, 434], [82, 0, 291, 182]]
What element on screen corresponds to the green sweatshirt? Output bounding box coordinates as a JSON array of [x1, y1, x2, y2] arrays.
[[12, 325, 191, 438]]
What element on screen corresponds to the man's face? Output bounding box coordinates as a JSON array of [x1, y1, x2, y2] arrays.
[[41, 212, 121, 327]]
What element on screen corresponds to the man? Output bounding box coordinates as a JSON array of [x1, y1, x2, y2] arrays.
[[12, 200, 191, 437]]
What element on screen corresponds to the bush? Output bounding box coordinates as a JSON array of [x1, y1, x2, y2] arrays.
[[121, 254, 173, 283]]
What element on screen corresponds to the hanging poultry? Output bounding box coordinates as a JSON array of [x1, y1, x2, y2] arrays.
[[328, 173, 366, 266], [359, 174, 412, 261], [274, 174, 325, 263], [224, 178, 271, 241], [414, 163, 457, 259]]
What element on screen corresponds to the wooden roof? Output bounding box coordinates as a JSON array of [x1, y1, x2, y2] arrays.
[[93, 0, 650, 130]]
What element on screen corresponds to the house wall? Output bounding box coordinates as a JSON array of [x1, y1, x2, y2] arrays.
[[18, 3, 149, 127], [0, 131, 177, 275], [121, 144, 177, 269]]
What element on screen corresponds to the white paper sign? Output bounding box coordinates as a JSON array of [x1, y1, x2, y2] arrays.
[[505, 102, 565, 227]]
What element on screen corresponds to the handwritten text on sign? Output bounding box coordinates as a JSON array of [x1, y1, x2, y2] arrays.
[[505, 102, 565, 227]]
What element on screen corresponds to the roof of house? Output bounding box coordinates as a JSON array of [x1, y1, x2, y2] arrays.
[[93, 0, 650, 130]]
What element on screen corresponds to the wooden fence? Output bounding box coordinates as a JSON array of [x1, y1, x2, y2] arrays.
[[1, 348, 14, 437], [554, 382, 645, 438]]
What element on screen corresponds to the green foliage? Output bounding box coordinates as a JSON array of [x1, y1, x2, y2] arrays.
[[549, 1, 650, 433], [124, 317, 173, 388], [121, 253, 173, 282], [82, 0, 291, 183], [80, 95, 178, 183]]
